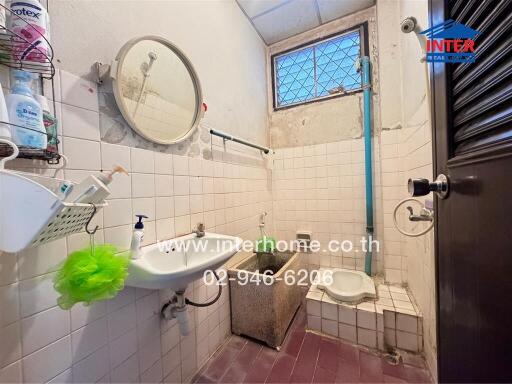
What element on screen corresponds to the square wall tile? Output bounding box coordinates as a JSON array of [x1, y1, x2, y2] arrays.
[[103, 199, 132, 227], [131, 148, 154, 174], [72, 345, 109, 383], [109, 329, 137, 368], [101, 142, 131, 172], [0, 361, 22, 383], [70, 302, 106, 332], [307, 315, 321, 332], [18, 238, 67, 280], [154, 153, 173, 175], [103, 225, 132, 251], [321, 298, 338, 321], [0, 284, 19, 327], [0, 322, 21, 368], [173, 155, 189, 175], [61, 104, 100, 141], [155, 175, 173, 197], [396, 313, 418, 334], [60, 71, 98, 111], [21, 306, 70, 356], [110, 352, 139, 383], [131, 173, 155, 198], [357, 308, 376, 330], [19, 273, 59, 317], [321, 319, 338, 337], [338, 304, 356, 326], [357, 328, 377, 349], [338, 323, 357, 343], [71, 317, 108, 362], [63, 137, 101, 170], [22, 335, 71, 383], [396, 330, 419, 352]]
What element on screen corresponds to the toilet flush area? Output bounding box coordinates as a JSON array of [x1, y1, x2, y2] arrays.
[[269, 0, 437, 378]]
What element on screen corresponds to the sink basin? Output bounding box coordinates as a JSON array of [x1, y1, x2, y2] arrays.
[[125, 232, 243, 290]]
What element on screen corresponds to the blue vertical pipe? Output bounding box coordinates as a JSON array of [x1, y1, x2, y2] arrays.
[[361, 56, 373, 276]]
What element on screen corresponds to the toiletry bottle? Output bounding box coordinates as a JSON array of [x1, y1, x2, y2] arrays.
[[0, 80, 11, 139], [9, 0, 50, 63], [34, 95, 58, 153], [6, 70, 47, 149], [66, 165, 128, 204], [130, 215, 148, 259]]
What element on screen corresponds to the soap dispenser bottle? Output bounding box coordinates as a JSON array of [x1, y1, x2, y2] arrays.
[[65, 165, 128, 204], [130, 215, 148, 259]]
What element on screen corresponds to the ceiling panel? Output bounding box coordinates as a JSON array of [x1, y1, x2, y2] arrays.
[[317, 0, 375, 23], [237, 0, 290, 18], [236, 0, 376, 45], [251, 0, 320, 44]]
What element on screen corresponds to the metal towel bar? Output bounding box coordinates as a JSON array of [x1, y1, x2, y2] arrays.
[[209, 129, 272, 154]]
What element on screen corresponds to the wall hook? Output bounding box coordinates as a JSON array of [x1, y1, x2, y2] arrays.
[[85, 203, 99, 235]]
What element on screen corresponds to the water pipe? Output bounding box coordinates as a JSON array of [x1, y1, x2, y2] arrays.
[[361, 56, 374, 276]]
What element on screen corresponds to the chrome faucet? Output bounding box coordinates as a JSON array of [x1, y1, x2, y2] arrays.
[[192, 223, 205, 238]]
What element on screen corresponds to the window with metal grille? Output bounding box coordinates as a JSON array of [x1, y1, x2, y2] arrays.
[[272, 26, 365, 109]]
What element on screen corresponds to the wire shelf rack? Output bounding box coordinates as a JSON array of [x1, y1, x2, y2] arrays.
[[0, 121, 60, 163], [0, 3, 55, 79]]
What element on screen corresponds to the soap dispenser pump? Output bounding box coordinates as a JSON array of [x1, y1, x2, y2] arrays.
[[130, 214, 148, 259]]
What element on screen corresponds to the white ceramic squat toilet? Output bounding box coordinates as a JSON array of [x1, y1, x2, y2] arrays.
[[317, 268, 376, 302]]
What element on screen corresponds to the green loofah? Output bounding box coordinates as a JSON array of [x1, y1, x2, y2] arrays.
[[53, 244, 130, 310], [256, 236, 276, 253]]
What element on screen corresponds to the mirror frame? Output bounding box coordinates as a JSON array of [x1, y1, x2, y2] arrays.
[[111, 35, 204, 145]]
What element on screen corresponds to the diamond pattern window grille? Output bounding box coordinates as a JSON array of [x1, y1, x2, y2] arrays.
[[274, 29, 362, 108]]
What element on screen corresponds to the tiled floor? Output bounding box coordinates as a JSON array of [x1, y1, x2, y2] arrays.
[[193, 306, 432, 383]]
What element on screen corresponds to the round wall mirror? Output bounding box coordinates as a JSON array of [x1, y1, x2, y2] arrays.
[[112, 36, 203, 144]]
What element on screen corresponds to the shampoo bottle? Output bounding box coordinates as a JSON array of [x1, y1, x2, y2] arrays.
[[66, 166, 128, 204], [6, 70, 46, 149]]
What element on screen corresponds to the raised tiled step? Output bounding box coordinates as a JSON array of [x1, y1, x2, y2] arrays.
[[306, 283, 423, 353]]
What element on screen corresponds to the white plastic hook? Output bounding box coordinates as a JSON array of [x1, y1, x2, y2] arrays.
[[0, 139, 19, 170]]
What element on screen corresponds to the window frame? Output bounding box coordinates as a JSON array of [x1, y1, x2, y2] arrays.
[[271, 22, 369, 111]]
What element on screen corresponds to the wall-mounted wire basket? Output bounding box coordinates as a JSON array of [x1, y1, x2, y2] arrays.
[[0, 140, 106, 253], [0, 3, 55, 79], [0, 121, 61, 163]]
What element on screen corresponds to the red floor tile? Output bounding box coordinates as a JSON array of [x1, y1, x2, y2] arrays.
[[227, 335, 248, 350], [243, 349, 276, 383], [197, 303, 430, 384], [383, 374, 409, 383], [266, 353, 296, 383], [202, 346, 240, 381], [335, 359, 360, 383], [221, 361, 249, 383], [402, 366, 431, 383], [338, 342, 360, 365], [283, 329, 305, 357], [290, 355, 318, 383], [318, 337, 340, 372], [236, 340, 263, 369], [313, 366, 337, 383], [359, 351, 384, 383]]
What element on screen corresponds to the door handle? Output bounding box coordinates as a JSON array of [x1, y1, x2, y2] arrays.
[[408, 174, 449, 199]]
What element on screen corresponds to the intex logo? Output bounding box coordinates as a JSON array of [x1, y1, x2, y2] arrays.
[[12, 7, 41, 19], [421, 19, 479, 63]]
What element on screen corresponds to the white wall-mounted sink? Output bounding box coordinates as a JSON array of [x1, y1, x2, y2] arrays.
[[125, 232, 242, 291]]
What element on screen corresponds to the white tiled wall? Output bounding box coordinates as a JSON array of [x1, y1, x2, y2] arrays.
[[0, 70, 272, 383], [272, 139, 383, 274]]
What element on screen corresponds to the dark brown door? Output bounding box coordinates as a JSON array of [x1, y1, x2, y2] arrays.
[[430, 0, 512, 382]]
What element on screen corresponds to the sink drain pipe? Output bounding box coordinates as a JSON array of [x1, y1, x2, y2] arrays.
[[161, 271, 222, 335], [361, 56, 374, 276]]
